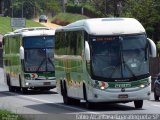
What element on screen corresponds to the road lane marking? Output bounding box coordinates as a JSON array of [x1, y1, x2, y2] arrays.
[[152, 104, 160, 107], [21, 95, 97, 114], [2, 91, 97, 114]]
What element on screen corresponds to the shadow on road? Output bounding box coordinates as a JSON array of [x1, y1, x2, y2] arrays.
[[25, 103, 81, 114], [22, 90, 58, 95], [65, 102, 142, 112], [0, 91, 19, 97], [0, 89, 58, 98], [24, 101, 144, 114]]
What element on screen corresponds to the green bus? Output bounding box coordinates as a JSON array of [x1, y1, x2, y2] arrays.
[[55, 18, 156, 109], [3, 27, 56, 94]]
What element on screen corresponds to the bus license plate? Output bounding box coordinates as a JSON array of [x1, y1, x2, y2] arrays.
[[44, 82, 51, 85], [118, 94, 128, 98]]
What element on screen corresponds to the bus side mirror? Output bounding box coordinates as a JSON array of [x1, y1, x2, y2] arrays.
[[85, 41, 90, 61], [0, 42, 2, 48], [20, 46, 24, 59], [147, 38, 156, 58], [2, 38, 4, 46]]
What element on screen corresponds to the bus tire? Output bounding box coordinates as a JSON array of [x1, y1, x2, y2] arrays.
[[83, 84, 94, 109], [21, 88, 28, 94], [73, 99, 80, 105], [6, 74, 15, 92], [154, 89, 159, 101], [19, 75, 28, 94], [60, 80, 64, 95], [134, 100, 143, 109], [61, 81, 80, 105], [62, 81, 72, 105], [40, 88, 51, 91]]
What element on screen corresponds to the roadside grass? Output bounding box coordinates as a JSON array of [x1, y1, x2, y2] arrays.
[[0, 16, 44, 35], [52, 12, 89, 26], [0, 109, 26, 120]]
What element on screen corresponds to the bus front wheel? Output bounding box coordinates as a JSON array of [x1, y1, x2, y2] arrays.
[[7, 74, 15, 92], [21, 88, 28, 94], [19, 75, 28, 94], [62, 81, 72, 105], [134, 100, 143, 109], [83, 84, 94, 109], [154, 89, 159, 101]]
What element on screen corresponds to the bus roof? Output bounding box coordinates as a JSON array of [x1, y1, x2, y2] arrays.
[[56, 18, 145, 35], [4, 27, 55, 37]]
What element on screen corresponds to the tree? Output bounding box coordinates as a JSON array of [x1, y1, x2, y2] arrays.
[[3, 0, 62, 18], [45, 0, 62, 16], [122, 0, 160, 43]]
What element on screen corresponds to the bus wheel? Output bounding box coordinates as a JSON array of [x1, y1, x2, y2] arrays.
[[7, 74, 15, 92], [62, 81, 72, 105], [83, 84, 94, 109], [72, 99, 80, 105], [86, 101, 94, 109], [21, 88, 28, 94], [8, 86, 15, 92], [154, 89, 159, 101], [40, 88, 51, 91], [60, 80, 64, 96], [19, 75, 28, 94], [134, 100, 143, 109]]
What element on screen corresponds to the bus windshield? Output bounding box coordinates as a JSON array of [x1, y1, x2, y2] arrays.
[[90, 34, 149, 80], [23, 36, 55, 72]]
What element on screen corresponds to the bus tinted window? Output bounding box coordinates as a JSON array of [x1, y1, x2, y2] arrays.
[[55, 31, 82, 55], [23, 36, 54, 48]]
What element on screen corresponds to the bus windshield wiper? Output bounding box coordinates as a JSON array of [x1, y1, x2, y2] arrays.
[[36, 58, 46, 72], [120, 36, 137, 79], [120, 39, 137, 79], [121, 58, 137, 79], [48, 57, 55, 70], [109, 63, 121, 78]]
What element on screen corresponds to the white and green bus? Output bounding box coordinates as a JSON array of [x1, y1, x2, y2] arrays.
[[3, 27, 56, 94], [55, 18, 156, 109]]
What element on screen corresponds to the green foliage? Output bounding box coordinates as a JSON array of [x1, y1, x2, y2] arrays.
[[121, 0, 160, 42], [44, 0, 62, 16], [122, 0, 160, 25], [157, 41, 160, 49], [52, 13, 88, 25], [0, 110, 25, 120], [0, 17, 12, 35], [0, 16, 44, 35], [66, 3, 102, 17], [83, 4, 102, 17], [66, 4, 82, 14], [3, 0, 62, 18]]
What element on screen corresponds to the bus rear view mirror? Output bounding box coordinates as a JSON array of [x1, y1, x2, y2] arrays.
[[147, 38, 156, 58], [0, 42, 2, 48], [85, 41, 90, 61], [20, 46, 24, 59]]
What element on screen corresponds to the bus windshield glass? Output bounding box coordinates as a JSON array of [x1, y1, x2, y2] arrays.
[[23, 36, 55, 72], [90, 34, 149, 80]]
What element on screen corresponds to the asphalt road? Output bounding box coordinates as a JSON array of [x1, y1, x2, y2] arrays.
[[0, 68, 160, 120]]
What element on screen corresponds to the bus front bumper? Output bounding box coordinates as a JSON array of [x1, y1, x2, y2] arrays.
[[24, 79, 56, 88], [88, 86, 151, 102]]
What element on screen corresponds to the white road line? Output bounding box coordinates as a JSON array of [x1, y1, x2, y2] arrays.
[[3, 91, 97, 114], [152, 104, 160, 107], [21, 95, 97, 114]]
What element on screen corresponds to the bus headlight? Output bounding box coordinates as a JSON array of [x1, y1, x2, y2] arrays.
[[139, 82, 150, 88], [100, 86, 105, 90], [93, 80, 108, 90], [25, 82, 30, 86], [139, 84, 145, 88]]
